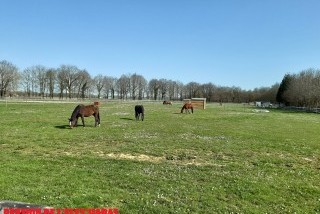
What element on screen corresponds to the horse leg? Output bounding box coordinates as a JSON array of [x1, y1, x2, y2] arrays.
[[81, 115, 85, 127], [94, 113, 100, 127], [97, 112, 100, 126], [94, 114, 97, 127], [141, 113, 144, 121], [75, 117, 78, 126]]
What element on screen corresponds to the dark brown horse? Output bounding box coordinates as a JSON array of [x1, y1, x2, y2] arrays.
[[135, 105, 144, 121], [181, 103, 193, 114], [69, 104, 100, 128], [163, 100, 172, 105]]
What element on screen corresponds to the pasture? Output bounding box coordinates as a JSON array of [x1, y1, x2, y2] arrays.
[[0, 100, 319, 213]]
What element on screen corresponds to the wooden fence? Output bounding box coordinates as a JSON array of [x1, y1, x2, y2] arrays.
[[183, 98, 206, 109]]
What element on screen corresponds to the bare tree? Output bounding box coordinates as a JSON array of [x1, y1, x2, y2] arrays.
[[148, 79, 160, 100], [158, 79, 169, 100], [22, 65, 48, 98], [283, 69, 319, 107], [103, 76, 117, 99], [117, 74, 130, 99], [57, 69, 67, 99], [130, 73, 141, 100], [167, 80, 180, 100], [35, 65, 48, 98], [76, 69, 91, 99], [21, 68, 35, 97], [175, 81, 184, 100], [93, 74, 105, 99], [58, 65, 81, 99], [201, 83, 216, 102], [129, 73, 147, 100], [185, 82, 201, 98], [0, 60, 20, 97], [46, 69, 57, 99], [137, 75, 147, 100]]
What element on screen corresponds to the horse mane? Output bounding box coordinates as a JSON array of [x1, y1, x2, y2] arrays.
[[70, 104, 83, 121]]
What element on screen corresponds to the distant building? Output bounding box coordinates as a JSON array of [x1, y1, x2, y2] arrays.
[[255, 101, 271, 108]]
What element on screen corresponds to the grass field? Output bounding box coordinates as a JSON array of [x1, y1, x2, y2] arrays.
[[0, 100, 319, 213]]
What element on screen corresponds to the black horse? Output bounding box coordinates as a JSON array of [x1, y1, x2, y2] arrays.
[[135, 105, 144, 121], [69, 104, 100, 128]]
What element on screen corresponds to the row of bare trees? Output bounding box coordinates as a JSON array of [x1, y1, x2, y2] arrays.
[[1, 59, 280, 103]]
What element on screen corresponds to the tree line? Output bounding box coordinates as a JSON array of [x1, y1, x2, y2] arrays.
[[276, 68, 320, 108], [1, 59, 308, 105]]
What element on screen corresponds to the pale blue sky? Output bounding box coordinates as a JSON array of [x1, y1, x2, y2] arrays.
[[1, 0, 320, 90]]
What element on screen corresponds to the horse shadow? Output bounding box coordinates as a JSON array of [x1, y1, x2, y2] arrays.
[[54, 125, 70, 129], [120, 117, 134, 121]]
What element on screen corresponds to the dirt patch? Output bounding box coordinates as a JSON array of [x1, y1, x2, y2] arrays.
[[99, 152, 224, 167], [104, 152, 164, 163], [112, 112, 130, 116]]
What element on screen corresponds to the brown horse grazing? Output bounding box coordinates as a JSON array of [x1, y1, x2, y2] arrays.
[[69, 104, 100, 128], [163, 100, 172, 105], [181, 103, 193, 114]]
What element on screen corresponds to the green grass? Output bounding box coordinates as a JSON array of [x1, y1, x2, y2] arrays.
[[0, 100, 319, 213]]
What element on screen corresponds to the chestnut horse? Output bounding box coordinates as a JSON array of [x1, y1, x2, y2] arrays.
[[163, 100, 172, 105], [69, 104, 100, 128], [181, 103, 193, 114]]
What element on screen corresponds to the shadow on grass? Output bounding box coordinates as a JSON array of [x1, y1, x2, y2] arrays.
[[54, 125, 70, 129], [120, 117, 134, 121]]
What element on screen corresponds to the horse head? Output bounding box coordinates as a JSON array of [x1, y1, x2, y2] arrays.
[[69, 118, 77, 128], [69, 104, 82, 128]]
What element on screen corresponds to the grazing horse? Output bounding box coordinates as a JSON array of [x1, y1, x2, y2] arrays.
[[69, 104, 100, 128], [135, 105, 144, 121], [181, 103, 194, 114], [163, 100, 172, 105]]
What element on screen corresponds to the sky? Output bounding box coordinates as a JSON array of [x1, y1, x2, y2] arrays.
[[1, 0, 320, 90]]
